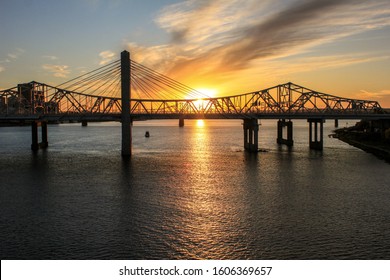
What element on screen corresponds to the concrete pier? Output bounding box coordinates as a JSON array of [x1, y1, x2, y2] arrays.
[[121, 50, 132, 157], [81, 121, 88, 127], [179, 117, 185, 127], [334, 119, 339, 128], [31, 121, 39, 151], [308, 118, 325, 150], [31, 121, 48, 151], [277, 119, 294, 146], [41, 121, 48, 148], [243, 118, 259, 152]]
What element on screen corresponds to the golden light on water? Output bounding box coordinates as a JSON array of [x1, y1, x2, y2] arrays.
[[196, 120, 205, 127]]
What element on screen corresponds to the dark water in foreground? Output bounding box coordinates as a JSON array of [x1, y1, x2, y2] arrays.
[[1, 120, 390, 259]]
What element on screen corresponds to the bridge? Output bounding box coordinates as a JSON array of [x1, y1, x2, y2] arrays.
[[1, 51, 389, 155]]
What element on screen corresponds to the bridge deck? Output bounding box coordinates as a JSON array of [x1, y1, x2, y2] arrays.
[[1, 112, 390, 124]]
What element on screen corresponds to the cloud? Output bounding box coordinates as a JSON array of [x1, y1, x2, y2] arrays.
[[7, 48, 25, 60], [42, 55, 58, 60], [262, 54, 389, 77], [359, 89, 390, 100], [99, 50, 116, 65], [42, 64, 70, 78], [0, 66, 5, 73], [156, 0, 263, 47], [126, 0, 390, 84], [7, 54, 18, 59]]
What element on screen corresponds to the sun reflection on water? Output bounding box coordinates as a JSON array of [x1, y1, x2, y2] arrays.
[[166, 122, 249, 259], [196, 120, 205, 127]]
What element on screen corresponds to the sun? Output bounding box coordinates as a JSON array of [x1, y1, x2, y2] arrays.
[[188, 88, 218, 110], [195, 88, 218, 98], [186, 88, 218, 100]]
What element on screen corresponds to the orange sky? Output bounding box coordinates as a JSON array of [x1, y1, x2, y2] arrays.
[[128, 0, 390, 106], [1, 0, 390, 106]]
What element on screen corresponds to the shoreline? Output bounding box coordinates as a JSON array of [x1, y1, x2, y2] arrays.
[[333, 128, 390, 163]]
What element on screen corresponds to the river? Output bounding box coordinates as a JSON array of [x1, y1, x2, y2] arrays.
[[1, 119, 389, 259]]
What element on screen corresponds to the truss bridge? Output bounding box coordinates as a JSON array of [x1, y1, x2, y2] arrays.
[[1, 51, 389, 155]]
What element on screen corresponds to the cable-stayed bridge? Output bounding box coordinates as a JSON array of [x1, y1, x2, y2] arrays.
[[0, 63, 383, 120], [0, 51, 389, 155]]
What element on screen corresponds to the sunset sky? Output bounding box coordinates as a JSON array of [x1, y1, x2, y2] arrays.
[[1, 0, 390, 106]]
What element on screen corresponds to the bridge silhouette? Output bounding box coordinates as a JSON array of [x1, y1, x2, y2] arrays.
[[1, 51, 389, 155]]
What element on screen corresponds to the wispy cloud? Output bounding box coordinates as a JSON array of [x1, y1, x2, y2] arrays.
[[42, 64, 70, 78], [359, 89, 390, 100], [7, 48, 25, 60], [261, 54, 390, 78], [77, 66, 88, 74], [7, 54, 18, 59], [2, 48, 24, 72], [126, 0, 390, 84], [156, 0, 263, 48], [99, 50, 116, 65], [42, 55, 58, 60]]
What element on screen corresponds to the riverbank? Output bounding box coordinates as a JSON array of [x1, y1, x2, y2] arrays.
[[333, 123, 390, 163]]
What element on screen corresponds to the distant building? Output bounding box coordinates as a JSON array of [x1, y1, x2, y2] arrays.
[[0, 82, 58, 115], [18, 82, 45, 114]]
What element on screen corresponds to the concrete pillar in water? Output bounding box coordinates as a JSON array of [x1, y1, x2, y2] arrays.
[[121, 50, 132, 157], [40, 121, 48, 148], [31, 121, 39, 151], [179, 117, 185, 127], [334, 119, 339, 128], [308, 118, 325, 150], [277, 119, 294, 146], [31, 121, 48, 151], [81, 121, 88, 127], [243, 118, 259, 152]]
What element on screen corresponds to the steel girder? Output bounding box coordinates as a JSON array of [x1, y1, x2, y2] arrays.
[[0, 81, 384, 118]]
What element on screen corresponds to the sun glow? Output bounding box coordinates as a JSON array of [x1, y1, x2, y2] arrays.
[[194, 98, 204, 109], [188, 88, 218, 110], [196, 119, 205, 127], [195, 88, 218, 98], [191, 89, 216, 128]]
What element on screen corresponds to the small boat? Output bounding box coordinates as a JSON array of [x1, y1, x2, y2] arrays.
[[145, 131, 150, 137]]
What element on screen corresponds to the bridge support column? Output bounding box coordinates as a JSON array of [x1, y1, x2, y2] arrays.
[[31, 121, 39, 151], [179, 117, 185, 127], [277, 119, 294, 147], [31, 121, 48, 151], [243, 118, 258, 153], [308, 119, 325, 150], [81, 121, 88, 127], [41, 121, 48, 148], [121, 50, 132, 157]]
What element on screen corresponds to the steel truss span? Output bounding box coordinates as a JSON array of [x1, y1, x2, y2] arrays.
[[1, 51, 389, 155], [0, 58, 386, 121]]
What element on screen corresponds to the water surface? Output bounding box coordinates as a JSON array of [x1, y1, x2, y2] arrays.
[[1, 120, 389, 259]]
